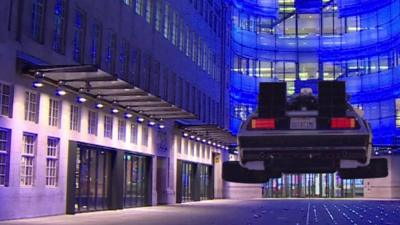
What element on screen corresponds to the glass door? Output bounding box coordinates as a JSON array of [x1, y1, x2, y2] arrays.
[[124, 153, 149, 208], [199, 165, 210, 200], [74, 146, 113, 213], [181, 162, 194, 202]]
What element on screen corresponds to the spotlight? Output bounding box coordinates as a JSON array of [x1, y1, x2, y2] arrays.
[[217, 144, 221, 148], [111, 108, 119, 114], [190, 135, 195, 140], [207, 140, 212, 145], [158, 124, 165, 129], [183, 132, 189, 137], [137, 117, 145, 123], [388, 150, 392, 154], [212, 142, 216, 146], [32, 80, 44, 88], [77, 96, 87, 103], [374, 151, 380, 156], [95, 103, 104, 109], [196, 137, 201, 141], [148, 121, 156, 126], [202, 139, 207, 143], [125, 113, 133, 118], [56, 89, 67, 96]]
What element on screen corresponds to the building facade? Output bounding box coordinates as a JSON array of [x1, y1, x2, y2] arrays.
[[0, 0, 233, 220]]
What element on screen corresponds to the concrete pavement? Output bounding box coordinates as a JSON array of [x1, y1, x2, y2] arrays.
[[1, 199, 400, 225]]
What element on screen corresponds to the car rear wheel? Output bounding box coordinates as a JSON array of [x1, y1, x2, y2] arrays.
[[338, 158, 388, 179]]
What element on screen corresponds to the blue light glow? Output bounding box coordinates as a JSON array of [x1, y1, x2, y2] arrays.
[[228, 0, 400, 148]]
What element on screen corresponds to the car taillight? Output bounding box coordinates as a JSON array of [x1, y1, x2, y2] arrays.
[[251, 118, 276, 129], [331, 117, 356, 129]]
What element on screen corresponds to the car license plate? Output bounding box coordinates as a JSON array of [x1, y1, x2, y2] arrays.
[[290, 118, 316, 129]]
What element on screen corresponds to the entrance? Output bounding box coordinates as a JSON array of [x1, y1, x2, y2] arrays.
[[199, 164, 211, 200], [181, 161, 195, 202], [156, 156, 169, 205], [67, 142, 153, 214], [74, 146, 113, 213], [176, 160, 213, 203], [263, 173, 364, 198], [124, 153, 150, 208]]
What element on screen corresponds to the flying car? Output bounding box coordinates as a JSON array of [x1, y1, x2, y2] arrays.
[[223, 81, 388, 183]]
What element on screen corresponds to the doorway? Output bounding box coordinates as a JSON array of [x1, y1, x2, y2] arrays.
[[74, 146, 113, 213], [156, 156, 169, 205]]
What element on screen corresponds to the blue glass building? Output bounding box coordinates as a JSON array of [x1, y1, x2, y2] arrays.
[[229, 0, 400, 151]]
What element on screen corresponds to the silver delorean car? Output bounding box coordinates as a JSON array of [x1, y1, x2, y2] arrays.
[[223, 81, 388, 183]]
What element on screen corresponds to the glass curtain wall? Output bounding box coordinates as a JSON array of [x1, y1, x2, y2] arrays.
[[263, 173, 364, 198]]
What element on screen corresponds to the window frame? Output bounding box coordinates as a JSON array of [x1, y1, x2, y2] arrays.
[[104, 115, 113, 139], [0, 128, 11, 187], [88, 110, 98, 136], [46, 137, 59, 187], [52, 0, 68, 54], [24, 91, 39, 123], [0, 83, 13, 118], [118, 119, 126, 141], [70, 104, 81, 132], [21, 133, 37, 186], [31, 0, 47, 43], [49, 98, 61, 127]]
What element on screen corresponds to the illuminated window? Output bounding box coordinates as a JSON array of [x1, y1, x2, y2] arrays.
[[197, 38, 202, 67], [146, 0, 154, 24], [122, 0, 132, 6], [179, 18, 185, 51], [135, 0, 144, 15], [70, 104, 81, 131], [90, 22, 102, 65], [0, 83, 12, 117], [192, 33, 197, 63], [186, 26, 191, 57], [88, 110, 98, 136], [49, 98, 61, 127], [21, 133, 36, 186], [119, 39, 130, 77], [46, 137, 59, 187], [52, 0, 68, 54], [72, 9, 86, 63], [105, 31, 117, 73], [118, 119, 126, 141], [155, 0, 162, 32], [0, 128, 10, 186], [104, 115, 113, 139], [24, 91, 39, 123], [172, 12, 179, 46], [163, 3, 170, 39], [396, 99, 400, 128], [31, 0, 46, 43], [234, 104, 254, 121]]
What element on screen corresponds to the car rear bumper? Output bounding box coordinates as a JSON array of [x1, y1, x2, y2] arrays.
[[239, 132, 370, 162]]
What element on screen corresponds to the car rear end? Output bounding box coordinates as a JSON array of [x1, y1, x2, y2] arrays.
[[238, 81, 372, 172]]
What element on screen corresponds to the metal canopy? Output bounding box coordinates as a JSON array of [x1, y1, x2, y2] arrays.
[[177, 123, 237, 146], [23, 65, 196, 120]]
